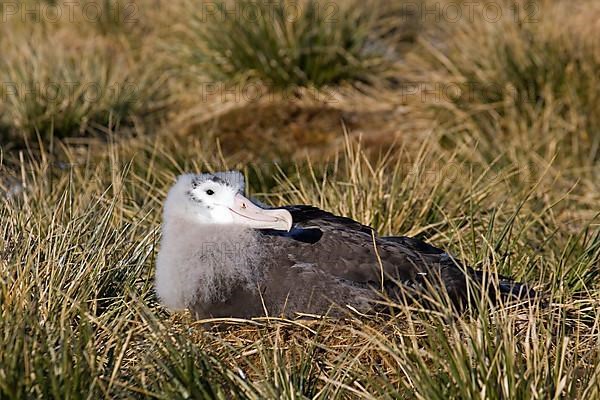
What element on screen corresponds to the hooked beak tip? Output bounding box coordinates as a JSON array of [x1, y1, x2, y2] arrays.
[[278, 210, 293, 232]]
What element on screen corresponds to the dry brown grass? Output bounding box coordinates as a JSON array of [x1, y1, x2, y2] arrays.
[[1, 0, 599, 398]]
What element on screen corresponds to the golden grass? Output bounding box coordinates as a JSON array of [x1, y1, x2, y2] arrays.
[[1, 0, 599, 398], [401, 0, 600, 165], [2, 129, 599, 398]]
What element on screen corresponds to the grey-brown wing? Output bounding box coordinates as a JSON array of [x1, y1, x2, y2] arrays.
[[261, 205, 458, 290], [258, 205, 532, 308]]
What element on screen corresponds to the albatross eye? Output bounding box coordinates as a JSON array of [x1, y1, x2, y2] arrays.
[[206, 189, 215, 196]]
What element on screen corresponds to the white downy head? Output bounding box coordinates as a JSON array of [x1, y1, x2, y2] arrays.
[[162, 171, 292, 230]]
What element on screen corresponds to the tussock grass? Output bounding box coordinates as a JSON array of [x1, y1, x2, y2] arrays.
[[173, 0, 409, 90], [1, 0, 600, 398], [0, 25, 166, 143], [405, 0, 600, 164], [1, 133, 599, 398]]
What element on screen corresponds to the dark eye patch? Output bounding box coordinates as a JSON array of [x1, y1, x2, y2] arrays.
[[206, 189, 215, 195]]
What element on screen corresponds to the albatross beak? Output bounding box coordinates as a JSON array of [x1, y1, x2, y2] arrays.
[[229, 193, 293, 231]]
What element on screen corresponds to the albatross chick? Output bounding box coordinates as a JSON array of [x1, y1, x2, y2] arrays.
[[155, 171, 533, 319]]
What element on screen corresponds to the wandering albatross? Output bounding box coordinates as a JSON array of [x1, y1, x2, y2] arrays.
[[155, 171, 533, 319]]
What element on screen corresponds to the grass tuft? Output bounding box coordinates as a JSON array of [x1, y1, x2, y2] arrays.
[[0, 27, 162, 143], [175, 0, 409, 89], [406, 1, 600, 164]]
